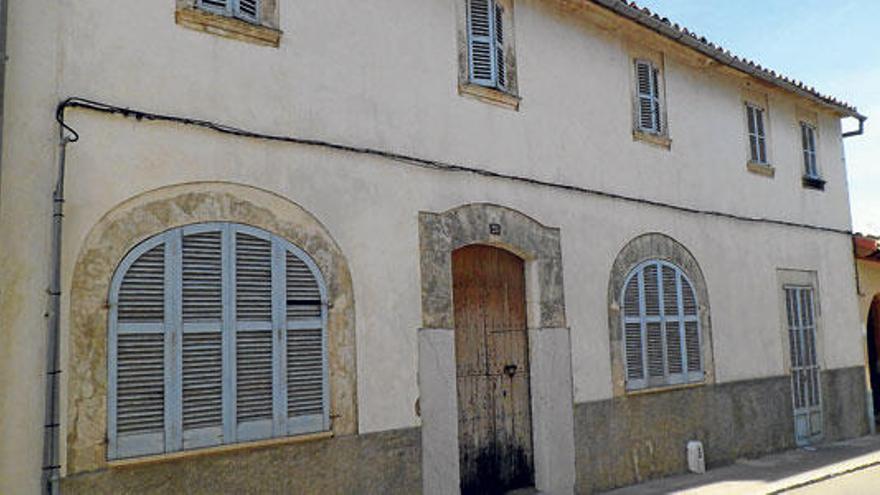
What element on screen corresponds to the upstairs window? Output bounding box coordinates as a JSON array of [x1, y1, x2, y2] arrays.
[[801, 122, 819, 178], [108, 223, 328, 459], [621, 260, 703, 390], [198, 0, 260, 24], [746, 104, 768, 164], [635, 60, 663, 134], [467, 0, 507, 90]]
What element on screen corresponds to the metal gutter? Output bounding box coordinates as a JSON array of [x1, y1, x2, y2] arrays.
[[0, 0, 9, 199], [41, 119, 76, 495], [588, 0, 866, 121], [843, 116, 866, 139]]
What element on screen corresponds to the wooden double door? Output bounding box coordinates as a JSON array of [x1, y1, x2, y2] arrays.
[[452, 245, 534, 494]]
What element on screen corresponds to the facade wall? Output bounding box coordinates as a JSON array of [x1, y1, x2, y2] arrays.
[[0, 0, 866, 493], [0, 0, 61, 492]]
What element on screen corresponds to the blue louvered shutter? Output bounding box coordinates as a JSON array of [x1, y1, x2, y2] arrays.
[[110, 224, 329, 459], [180, 227, 225, 449], [109, 239, 169, 459], [234, 229, 278, 441], [747, 104, 768, 163], [801, 123, 818, 178], [285, 251, 328, 434], [234, 0, 260, 23], [636, 60, 661, 133], [493, 2, 506, 89], [622, 260, 702, 391], [468, 0, 497, 87], [622, 270, 645, 389], [198, 0, 232, 15]]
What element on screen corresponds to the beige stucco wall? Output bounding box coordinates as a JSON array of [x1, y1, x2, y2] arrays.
[[0, 0, 863, 492], [0, 0, 61, 492]]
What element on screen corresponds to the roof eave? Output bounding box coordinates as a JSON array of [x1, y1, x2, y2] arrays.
[[588, 0, 866, 121]]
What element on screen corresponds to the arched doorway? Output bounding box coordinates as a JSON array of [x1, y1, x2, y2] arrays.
[[452, 245, 533, 494], [868, 296, 880, 426], [417, 203, 574, 495]]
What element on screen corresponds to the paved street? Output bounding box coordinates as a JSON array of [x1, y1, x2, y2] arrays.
[[604, 435, 880, 495], [785, 465, 880, 494]]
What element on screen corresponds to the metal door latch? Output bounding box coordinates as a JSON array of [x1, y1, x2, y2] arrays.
[[503, 364, 518, 377]]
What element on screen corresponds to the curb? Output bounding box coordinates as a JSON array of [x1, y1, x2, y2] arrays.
[[768, 460, 880, 494]]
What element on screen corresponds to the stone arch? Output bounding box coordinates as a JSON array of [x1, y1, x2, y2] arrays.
[[418, 202, 565, 331], [417, 202, 574, 495], [607, 232, 715, 396], [66, 182, 357, 474]]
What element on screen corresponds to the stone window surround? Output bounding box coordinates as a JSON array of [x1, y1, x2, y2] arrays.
[[175, 0, 282, 47], [417, 203, 574, 495], [65, 182, 357, 474], [607, 232, 715, 397], [456, 0, 521, 110]]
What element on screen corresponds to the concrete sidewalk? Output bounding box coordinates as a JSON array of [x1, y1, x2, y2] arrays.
[[602, 435, 880, 494]]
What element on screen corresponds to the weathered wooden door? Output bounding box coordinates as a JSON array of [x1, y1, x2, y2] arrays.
[[453, 245, 534, 494], [785, 286, 823, 445]]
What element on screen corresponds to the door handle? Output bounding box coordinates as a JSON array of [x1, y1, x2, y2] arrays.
[[503, 364, 518, 377]]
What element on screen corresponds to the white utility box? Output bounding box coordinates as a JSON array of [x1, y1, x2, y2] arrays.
[[687, 440, 706, 474]]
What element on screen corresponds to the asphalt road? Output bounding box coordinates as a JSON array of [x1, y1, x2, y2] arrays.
[[786, 465, 880, 495]]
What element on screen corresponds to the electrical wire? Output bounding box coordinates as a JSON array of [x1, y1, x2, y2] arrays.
[[56, 97, 853, 237]]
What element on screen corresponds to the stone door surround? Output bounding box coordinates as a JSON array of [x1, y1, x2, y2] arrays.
[[418, 203, 575, 495]]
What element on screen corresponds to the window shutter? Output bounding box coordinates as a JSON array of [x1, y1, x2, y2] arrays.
[[111, 224, 330, 458], [747, 105, 758, 161], [234, 0, 259, 23], [493, 3, 506, 89], [622, 275, 644, 384], [662, 266, 683, 375], [635, 60, 658, 133], [111, 243, 167, 458], [802, 123, 818, 178], [181, 230, 224, 448], [651, 67, 662, 132], [621, 260, 703, 390], [117, 245, 165, 323], [682, 281, 701, 374], [468, 0, 496, 87], [807, 126, 816, 174], [755, 109, 766, 162], [198, 0, 232, 15], [747, 105, 767, 163], [235, 231, 276, 440], [285, 252, 326, 432]]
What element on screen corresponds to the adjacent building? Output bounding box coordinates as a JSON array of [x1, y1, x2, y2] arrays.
[[855, 234, 880, 429], [0, 0, 870, 493]]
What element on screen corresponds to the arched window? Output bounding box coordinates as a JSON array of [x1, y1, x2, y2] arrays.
[[108, 223, 328, 459], [621, 260, 703, 390]]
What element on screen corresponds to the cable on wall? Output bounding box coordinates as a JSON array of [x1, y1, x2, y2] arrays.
[[56, 97, 853, 237]]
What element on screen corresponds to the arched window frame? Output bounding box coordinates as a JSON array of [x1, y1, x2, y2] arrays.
[[107, 222, 329, 460], [620, 259, 704, 391]]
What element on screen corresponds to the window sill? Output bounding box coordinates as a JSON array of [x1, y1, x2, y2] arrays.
[[625, 381, 706, 397], [802, 176, 826, 191], [747, 161, 775, 178], [109, 430, 333, 469], [175, 8, 282, 47], [459, 83, 520, 111], [632, 130, 672, 150]]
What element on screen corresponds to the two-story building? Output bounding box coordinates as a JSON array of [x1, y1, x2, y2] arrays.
[[0, 0, 870, 493]]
